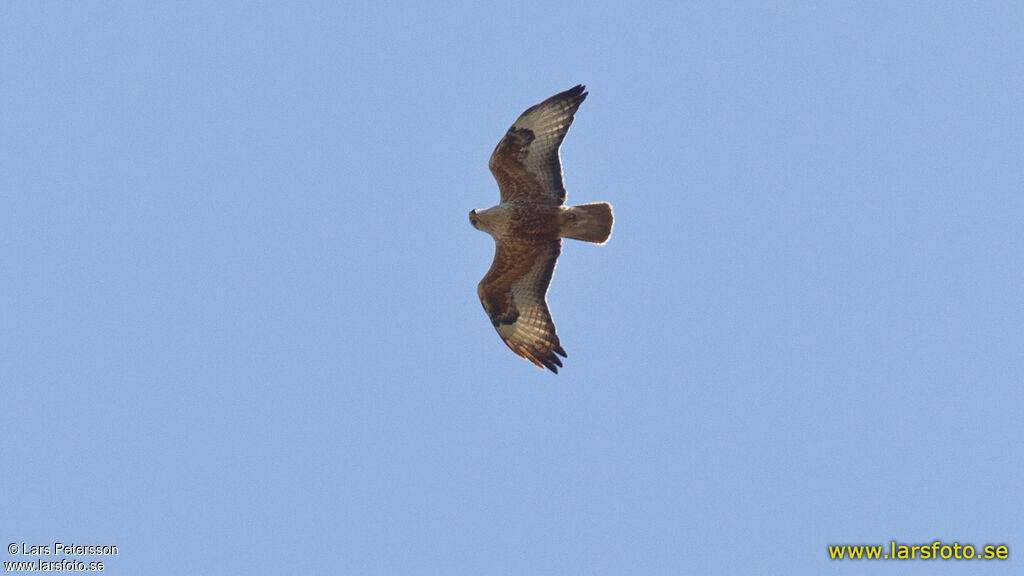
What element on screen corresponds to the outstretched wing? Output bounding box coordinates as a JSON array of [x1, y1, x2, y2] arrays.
[[489, 85, 587, 204], [477, 239, 566, 373]]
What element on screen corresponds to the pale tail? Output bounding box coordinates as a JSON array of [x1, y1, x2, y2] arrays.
[[562, 203, 614, 244]]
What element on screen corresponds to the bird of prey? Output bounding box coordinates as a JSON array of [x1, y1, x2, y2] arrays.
[[470, 85, 613, 373]]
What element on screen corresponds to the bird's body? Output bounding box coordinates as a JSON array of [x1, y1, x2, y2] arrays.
[[470, 85, 613, 373]]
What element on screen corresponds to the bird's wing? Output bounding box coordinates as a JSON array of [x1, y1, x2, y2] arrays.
[[477, 239, 566, 373], [488, 85, 587, 204]]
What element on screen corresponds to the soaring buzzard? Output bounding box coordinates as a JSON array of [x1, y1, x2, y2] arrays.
[[470, 85, 613, 373]]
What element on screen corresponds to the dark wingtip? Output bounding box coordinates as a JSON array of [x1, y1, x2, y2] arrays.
[[552, 84, 587, 103], [543, 347, 567, 374]]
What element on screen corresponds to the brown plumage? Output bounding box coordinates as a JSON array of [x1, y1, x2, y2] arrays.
[[470, 85, 614, 373]]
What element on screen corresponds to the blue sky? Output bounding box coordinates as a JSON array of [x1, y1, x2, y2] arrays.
[[2, 1, 1021, 574]]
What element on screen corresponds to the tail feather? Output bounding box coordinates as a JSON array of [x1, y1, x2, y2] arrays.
[[562, 202, 614, 244]]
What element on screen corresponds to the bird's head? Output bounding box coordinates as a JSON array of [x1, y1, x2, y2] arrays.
[[469, 205, 505, 237]]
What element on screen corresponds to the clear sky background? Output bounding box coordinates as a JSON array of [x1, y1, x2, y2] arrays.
[[2, 2, 1022, 574]]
